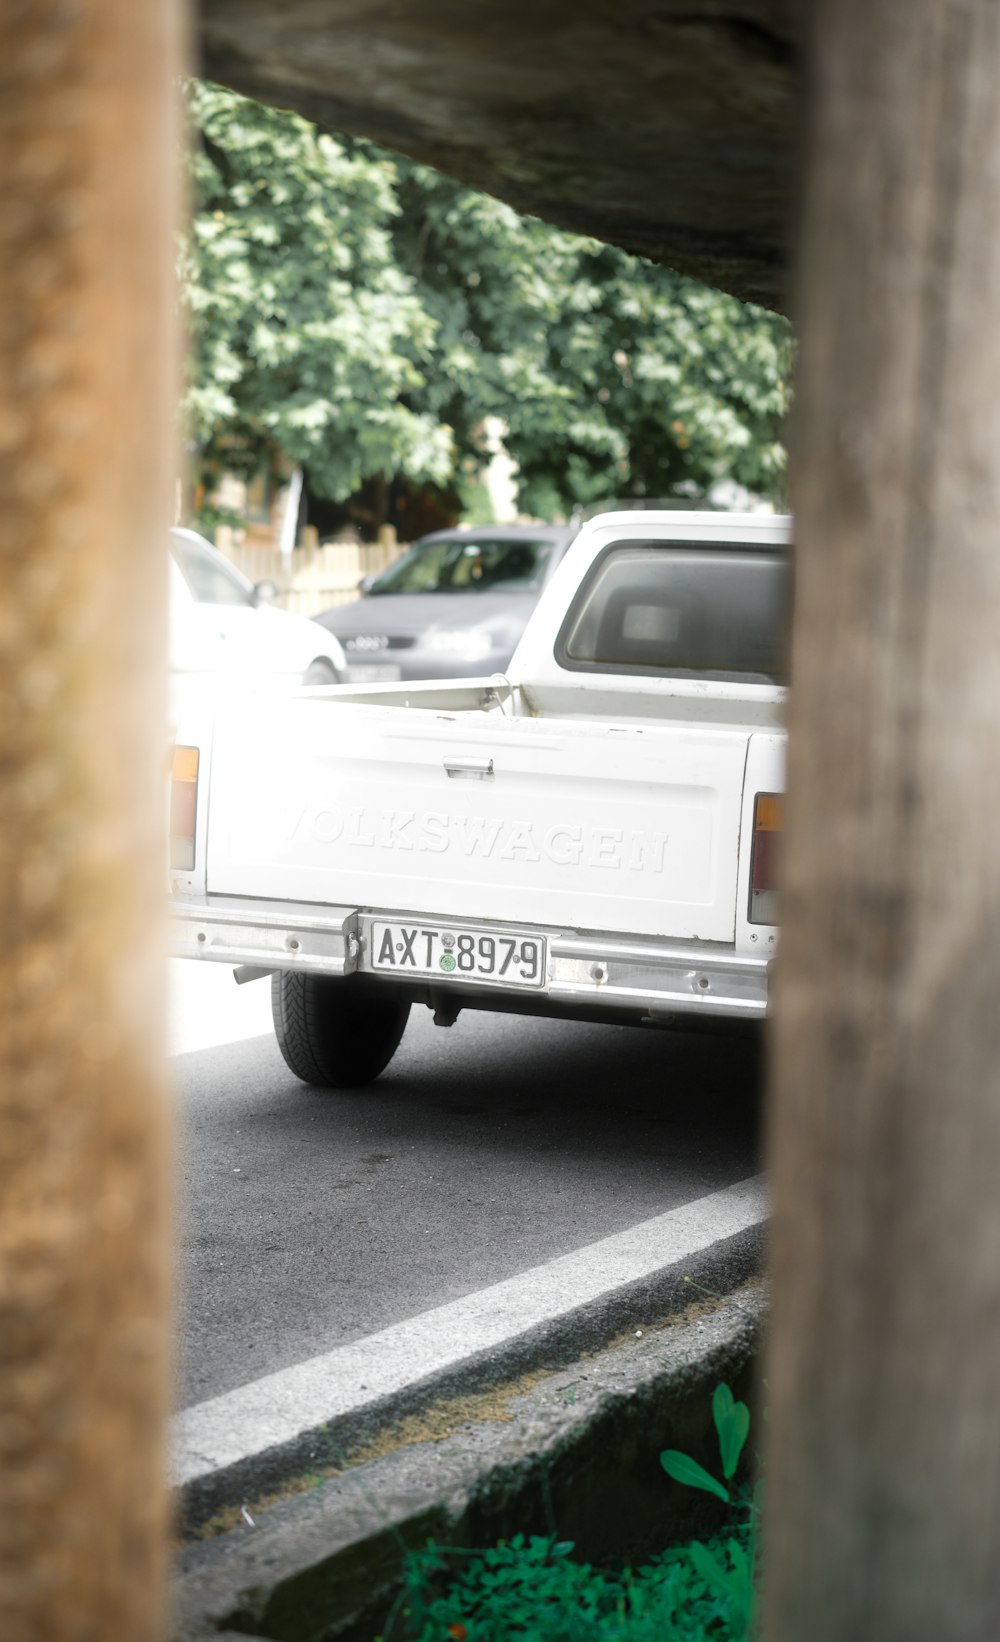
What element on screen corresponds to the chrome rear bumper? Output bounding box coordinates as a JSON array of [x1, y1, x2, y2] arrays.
[[170, 895, 769, 1021]]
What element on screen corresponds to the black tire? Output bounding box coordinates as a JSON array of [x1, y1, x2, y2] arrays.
[[302, 658, 340, 686], [271, 971, 410, 1087]]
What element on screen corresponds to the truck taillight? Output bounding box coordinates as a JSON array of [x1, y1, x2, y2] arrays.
[[170, 745, 199, 871], [749, 792, 782, 925]]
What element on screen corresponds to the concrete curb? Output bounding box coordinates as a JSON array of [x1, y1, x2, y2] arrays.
[[174, 1279, 767, 1642], [176, 1207, 765, 1533]]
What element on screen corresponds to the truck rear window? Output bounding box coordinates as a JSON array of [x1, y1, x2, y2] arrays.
[[557, 543, 790, 684]]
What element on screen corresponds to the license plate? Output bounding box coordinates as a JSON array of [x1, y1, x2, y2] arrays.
[[345, 663, 402, 683], [371, 922, 546, 988]]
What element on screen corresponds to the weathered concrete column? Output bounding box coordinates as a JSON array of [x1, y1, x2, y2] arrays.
[[766, 2, 1000, 1638], [0, 3, 183, 1638]]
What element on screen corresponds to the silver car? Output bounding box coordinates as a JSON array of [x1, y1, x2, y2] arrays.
[[315, 524, 575, 682]]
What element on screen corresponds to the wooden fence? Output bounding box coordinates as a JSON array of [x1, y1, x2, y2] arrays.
[[216, 533, 407, 618]]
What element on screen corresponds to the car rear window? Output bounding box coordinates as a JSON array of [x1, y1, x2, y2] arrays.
[[370, 537, 555, 595], [557, 543, 790, 684]]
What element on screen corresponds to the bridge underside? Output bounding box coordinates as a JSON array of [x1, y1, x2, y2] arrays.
[[200, 0, 799, 312]]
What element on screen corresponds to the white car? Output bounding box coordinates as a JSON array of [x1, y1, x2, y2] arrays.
[[169, 527, 346, 725]]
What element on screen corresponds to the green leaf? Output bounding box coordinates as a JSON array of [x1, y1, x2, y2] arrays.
[[688, 1538, 737, 1597], [659, 1449, 730, 1503], [712, 1383, 751, 1480]]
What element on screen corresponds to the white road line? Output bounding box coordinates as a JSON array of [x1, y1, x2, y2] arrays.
[[171, 1174, 767, 1487]]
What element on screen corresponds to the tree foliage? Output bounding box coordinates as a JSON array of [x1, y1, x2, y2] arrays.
[[183, 82, 451, 501], [389, 164, 792, 515], [183, 82, 792, 516]]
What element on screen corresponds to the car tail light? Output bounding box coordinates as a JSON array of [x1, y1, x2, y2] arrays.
[[170, 745, 199, 871], [749, 792, 782, 925]]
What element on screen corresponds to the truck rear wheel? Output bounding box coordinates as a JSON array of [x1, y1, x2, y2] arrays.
[[271, 972, 411, 1088]]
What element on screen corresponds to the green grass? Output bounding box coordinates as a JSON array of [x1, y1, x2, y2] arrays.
[[378, 1383, 758, 1642]]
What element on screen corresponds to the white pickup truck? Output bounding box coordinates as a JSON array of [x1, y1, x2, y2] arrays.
[[169, 510, 788, 1085]]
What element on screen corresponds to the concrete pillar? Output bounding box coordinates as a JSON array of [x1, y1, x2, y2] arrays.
[[0, 2, 183, 1638]]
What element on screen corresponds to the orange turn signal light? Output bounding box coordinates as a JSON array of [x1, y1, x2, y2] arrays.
[[172, 745, 200, 784], [753, 792, 783, 835]]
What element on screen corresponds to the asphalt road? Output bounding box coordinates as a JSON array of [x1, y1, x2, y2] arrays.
[[170, 961, 764, 1411]]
